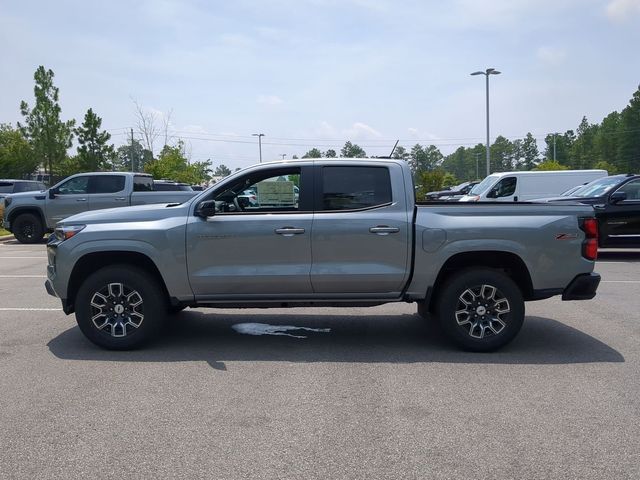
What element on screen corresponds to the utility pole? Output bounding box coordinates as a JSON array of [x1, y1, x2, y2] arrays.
[[553, 133, 557, 162], [252, 133, 265, 163], [130, 128, 135, 172], [470, 68, 501, 176]]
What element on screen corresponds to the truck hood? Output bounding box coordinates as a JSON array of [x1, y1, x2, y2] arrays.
[[59, 202, 190, 226], [3, 190, 47, 201]]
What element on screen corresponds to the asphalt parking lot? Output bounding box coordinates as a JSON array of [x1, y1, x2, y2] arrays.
[[0, 240, 639, 479]]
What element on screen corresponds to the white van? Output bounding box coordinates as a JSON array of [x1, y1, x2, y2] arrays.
[[459, 169, 608, 202]]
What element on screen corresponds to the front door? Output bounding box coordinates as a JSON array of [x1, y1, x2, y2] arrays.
[[600, 178, 640, 247], [310, 164, 410, 295], [46, 176, 90, 225], [186, 166, 314, 299]]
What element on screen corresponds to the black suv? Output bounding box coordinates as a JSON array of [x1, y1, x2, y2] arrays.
[[0, 179, 47, 198], [536, 174, 640, 248], [425, 181, 479, 201]]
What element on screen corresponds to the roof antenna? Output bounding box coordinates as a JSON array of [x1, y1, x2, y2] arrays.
[[388, 140, 399, 159]]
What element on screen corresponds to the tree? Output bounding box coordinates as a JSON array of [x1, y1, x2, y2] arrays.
[[214, 164, 232, 177], [519, 133, 540, 170], [533, 160, 568, 171], [302, 148, 322, 158], [415, 169, 447, 199], [593, 160, 618, 174], [18, 66, 75, 176], [113, 139, 153, 172], [617, 86, 640, 173], [0, 124, 39, 179], [544, 130, 575, 165], [144, 141, 211, 184], [392, 145, 409, 161], [409, 144, 443, 175], [324, 149, 337, 158], [569, 116, 599, 169], [340, 141, 366, 158], [490, 136, 517, 172], [74, 108, 115, 171], [593, 111, 621, 166]]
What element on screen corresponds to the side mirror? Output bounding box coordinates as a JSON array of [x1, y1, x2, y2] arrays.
[[48, 188, 58, 199], [486, 189, 497, 199], [609, 191, 627, 204], [195, 200, 217, 218]]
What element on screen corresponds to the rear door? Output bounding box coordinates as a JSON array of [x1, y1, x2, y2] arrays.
[[88, 175, 128, 211], [310, 164, 410, 295]]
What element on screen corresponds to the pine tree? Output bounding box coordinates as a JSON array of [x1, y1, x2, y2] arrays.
[[75, 108, 115, 171]]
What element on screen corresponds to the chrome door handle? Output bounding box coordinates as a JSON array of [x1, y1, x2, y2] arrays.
[[114, 197, 126, 201], [369, 226, 400, 235], [76, 198, 87, 202], [275, 227, 305, 236]]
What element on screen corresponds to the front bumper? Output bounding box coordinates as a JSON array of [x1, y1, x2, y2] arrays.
[[562, 272, 601, 300]]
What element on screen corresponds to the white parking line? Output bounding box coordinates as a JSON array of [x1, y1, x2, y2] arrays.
[[0, 275, 47, 278], [0, 257, 47, 259], [0, 308, 61, 311]]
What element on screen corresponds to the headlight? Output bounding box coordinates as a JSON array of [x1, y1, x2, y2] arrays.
[[55, 224, 86, 241]]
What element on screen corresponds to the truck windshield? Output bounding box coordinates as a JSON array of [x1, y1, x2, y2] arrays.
[[572, 176, 621, 197], [469, 175, 498, 195]]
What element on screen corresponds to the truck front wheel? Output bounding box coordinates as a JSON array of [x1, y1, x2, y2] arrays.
[[75, 266, 167, 350], [13, 213, 44, 244], [435, 268, 524, 352]]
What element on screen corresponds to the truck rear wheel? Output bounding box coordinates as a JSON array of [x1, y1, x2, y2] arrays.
[[13, 213, 44, 244], [75, 265, 167, 350], [435, 268, 524, 352]]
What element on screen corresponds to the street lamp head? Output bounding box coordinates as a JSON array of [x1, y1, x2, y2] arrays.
[[489, 69, 501, 75], [470, 71, 485, 76], [252, 133, 265, 137]]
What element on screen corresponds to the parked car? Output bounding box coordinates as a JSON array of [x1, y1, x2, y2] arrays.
[[2, 172, 197, 243], [533, 174, 640, 248], [0, 180, 47, 227], [425, 181, 479, 201], [45, 159, 599, 352], [460, 170, 608, 202], [152, 180, 193, 191], [560, 182, 589, 197]]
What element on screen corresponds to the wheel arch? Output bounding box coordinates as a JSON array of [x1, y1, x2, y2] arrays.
[[66, 251, 171, 313], [8, 207, 46, 229], [426, 250, 534, 311]]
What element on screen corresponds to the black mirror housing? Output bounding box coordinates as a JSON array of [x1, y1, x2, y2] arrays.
[[195, 200, 217, 218], [48, 188, 57, 199], [610, 191, 627, 204]]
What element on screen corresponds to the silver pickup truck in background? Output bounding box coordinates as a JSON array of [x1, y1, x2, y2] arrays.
[[2, 172, 197, 243], [44, 159, 601, 352]]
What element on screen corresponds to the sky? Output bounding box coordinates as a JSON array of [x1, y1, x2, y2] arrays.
[[1, 0, 640, 170]]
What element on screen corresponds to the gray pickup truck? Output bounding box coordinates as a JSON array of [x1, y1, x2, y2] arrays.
[[44, 159, 601, 352], [2, 172, 197, 243]]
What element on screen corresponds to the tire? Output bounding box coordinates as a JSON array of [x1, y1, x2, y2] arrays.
[[75, 265, 167, 350], [435, 268, 524, 352], [13, 213, 44, 244]]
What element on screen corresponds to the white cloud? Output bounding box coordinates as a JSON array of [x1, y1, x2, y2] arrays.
[[257, 95, 284, 106], [606, 0, 640, 21], [343, 122, 382, 139], [536, 46, 568, 65]]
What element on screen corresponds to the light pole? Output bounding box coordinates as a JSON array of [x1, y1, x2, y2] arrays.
[[475, 152, 481, 179], [471, 68, 501, 176], [252, 133, 265, 163]]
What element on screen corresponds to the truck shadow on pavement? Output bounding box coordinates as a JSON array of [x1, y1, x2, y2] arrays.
[[598, 250, 640, 262], [47, 311, 624, 370]]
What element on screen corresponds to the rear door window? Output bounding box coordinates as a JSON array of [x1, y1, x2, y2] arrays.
[[90, 175, 126, 194], [134, 176, 153, 192], [320, 166, 392, 211]]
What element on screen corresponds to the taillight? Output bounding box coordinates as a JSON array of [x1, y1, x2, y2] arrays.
[[579, 218, 598, 261]]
